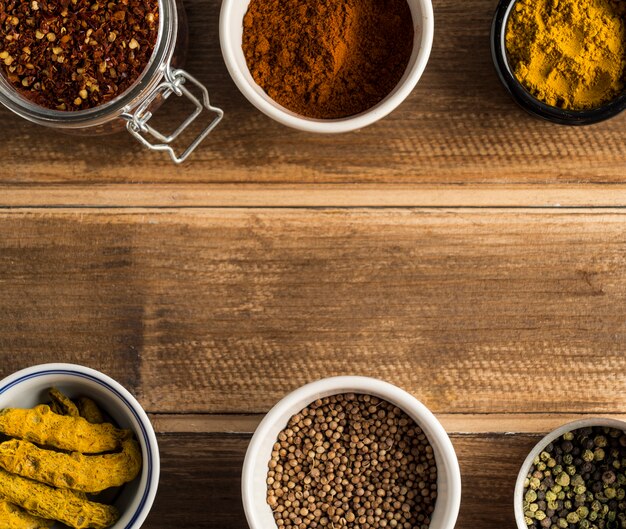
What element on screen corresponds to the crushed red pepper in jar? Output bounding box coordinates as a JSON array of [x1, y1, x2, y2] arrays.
[[0, 0, 159, 111]]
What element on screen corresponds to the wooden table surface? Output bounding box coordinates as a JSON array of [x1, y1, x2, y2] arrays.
[[1, 0, 626, 528]]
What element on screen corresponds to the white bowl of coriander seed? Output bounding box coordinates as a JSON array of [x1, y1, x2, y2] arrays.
[[242, 376, 461, 529], [515, 418, 626, 529]]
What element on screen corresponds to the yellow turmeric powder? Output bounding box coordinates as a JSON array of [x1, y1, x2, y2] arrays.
[[506, 0, 626, 110]]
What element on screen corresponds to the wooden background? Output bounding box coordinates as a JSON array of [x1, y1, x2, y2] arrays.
[[1, 0, 626, 527]]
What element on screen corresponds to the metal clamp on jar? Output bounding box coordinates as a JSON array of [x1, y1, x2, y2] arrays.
[[0, 0, 223, 164]]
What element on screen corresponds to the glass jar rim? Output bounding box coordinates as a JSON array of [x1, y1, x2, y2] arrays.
[[0, 0, 176, 128]]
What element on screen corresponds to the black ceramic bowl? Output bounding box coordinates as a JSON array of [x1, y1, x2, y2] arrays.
[[491, 0, 626, 125]]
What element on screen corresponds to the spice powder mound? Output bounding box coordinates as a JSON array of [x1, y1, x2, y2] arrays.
[[0, 0, 159, 112], [267, 393, 438, 529], [243, 0, 415, 119], [506, 0, 626, 110]]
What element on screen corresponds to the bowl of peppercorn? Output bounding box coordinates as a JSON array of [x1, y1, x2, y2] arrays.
[[242, 376, 461, 529], [220, 0, 434, 133], [515, 418, 626, 529]]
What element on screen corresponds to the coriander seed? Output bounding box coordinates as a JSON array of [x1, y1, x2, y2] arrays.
[[267, 393, 437, 529]]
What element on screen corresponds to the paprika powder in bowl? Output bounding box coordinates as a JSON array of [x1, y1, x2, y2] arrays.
[[491, 0, 626, 125], [220, 0, 434, 133]]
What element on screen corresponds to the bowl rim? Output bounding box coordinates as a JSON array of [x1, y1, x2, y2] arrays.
[[490, 0, 626, 125], [513, 417, 626, 529], [219, 0, 435, 133], [241, 375, 462, 529], [0, 363, 160, 529]]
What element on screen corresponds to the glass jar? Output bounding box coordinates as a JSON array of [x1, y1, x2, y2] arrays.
[[0, 0, 223, 164]]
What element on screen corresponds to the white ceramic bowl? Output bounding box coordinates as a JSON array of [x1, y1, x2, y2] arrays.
[[514, 418, 626, 529], [242, 376, 461, 529], [220, 0, 434, 133], [0, 363, 160, 529]]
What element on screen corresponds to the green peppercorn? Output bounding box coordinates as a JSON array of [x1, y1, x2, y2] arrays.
[[566, 512, 580, 523], [523, 427, 626, 529], [526, 490, 538, 502], [605, 487, 617, 499], [595, 436, 608, 448], [556, 473, 571, 487]]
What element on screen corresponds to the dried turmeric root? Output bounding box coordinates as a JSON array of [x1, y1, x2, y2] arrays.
[[0, 495, 53, 529], [48, 388, 79, 417], [48, 388, 104, 424], [0, 469, 119, 529], [76, 397, 105, 424], [0, 405, 126, 453], [0, 437, 142, 493]]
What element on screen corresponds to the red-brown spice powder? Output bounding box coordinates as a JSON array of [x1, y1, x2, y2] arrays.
[[242, 0, 415, 120], [0, 0, 159, 111]]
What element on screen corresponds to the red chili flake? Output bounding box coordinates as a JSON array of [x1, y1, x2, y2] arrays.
[[0, 0, 159, 111]]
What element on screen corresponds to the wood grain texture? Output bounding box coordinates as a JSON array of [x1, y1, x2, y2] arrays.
[[146, 433, 537, 529], [0, 209, 625, 415], [1, 0, 626, 185], [4, 184, 626, 207], [149, 413, 626, 435]]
